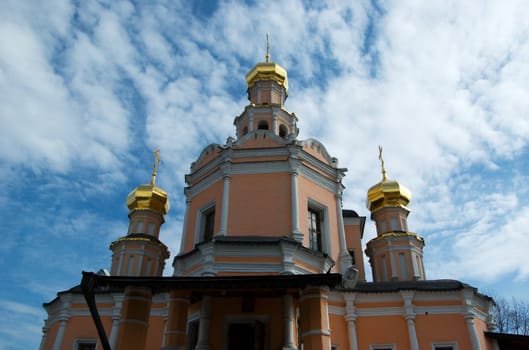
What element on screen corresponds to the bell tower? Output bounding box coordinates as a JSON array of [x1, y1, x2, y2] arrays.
[[109, 150, 170, 277], [365, 146, 425, 282], [234, 34, 298, 140]]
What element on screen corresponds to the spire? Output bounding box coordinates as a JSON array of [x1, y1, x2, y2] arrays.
[[265, 33, 271, 63], [366, 146, 411, 213], [378, 145, 387, 181], [126, 149, 170, 215], [150, 149, 160, 186]]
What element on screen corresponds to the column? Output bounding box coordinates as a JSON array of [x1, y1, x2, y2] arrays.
[[299, 286, 331, 350], [344, 294, 359, 350], [38, 326, 49, 350], [108, 295, 123, 350], [283, 294, 297, 350], [51, 295, 70, 350], [465, 314, 481, 350], [273, 112, 279, 134], [179, 198, 191, 254], [115, 287, 153, 350], [401, 291, 419, 350], [462, 290, 481, 350], [195, 296, 212, 350], [51, 319, 67, 350], [218, 162, 231, 236], [163, 290, 190, 350], [289, 158, 302, 241], [335, 192, 352, 273]]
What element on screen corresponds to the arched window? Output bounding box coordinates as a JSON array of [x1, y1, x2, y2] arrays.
[[242, 126, 248, 135], [279, 124, 288, 138], [257, 120, 269, 130]]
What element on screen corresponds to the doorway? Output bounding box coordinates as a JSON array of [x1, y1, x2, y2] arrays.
[[227, 321, 265, 350]]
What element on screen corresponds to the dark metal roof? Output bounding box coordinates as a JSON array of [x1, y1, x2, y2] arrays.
[[342, 209, 359, 217], [347, 279, 474, 293], [81, 271, 342, 293], [485, 332, 529, 350]]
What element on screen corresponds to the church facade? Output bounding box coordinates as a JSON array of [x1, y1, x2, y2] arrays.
[[40, 53, 499, 350]]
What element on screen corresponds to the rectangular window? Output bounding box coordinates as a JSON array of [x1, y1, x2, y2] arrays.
[[308, 208, 322, 252], [433, 343, 457, 350], [390, 217, 399, 231], [203, 209, 215, 241], [147, 223, 155, 235], [135, 220, 144, 233], [399, 253, 408, 280], [380, 255, 388, 282], [370, 345, 395, 350], [379, 220, 387, 233], [126, 256, 134, 275], [75, 340, 97, 350]]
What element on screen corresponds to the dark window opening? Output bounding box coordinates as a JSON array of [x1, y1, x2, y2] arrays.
[[186, 320, 199, 350], [242, 126, 248, 135], [279, 124, 288, 138], [257, 121, 269, 130], [203, 208, 215, 241], [228, 322, 265, 350], [308, 208, 322, 252], [77, 342, 96, 350]]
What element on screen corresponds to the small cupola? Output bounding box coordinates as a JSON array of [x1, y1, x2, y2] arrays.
[[245, 34, 288, 106]]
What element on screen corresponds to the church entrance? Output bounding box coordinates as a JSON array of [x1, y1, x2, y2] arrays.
[[227, 321, 265, 350]]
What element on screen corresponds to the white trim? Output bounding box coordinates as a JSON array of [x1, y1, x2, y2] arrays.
[[194, 201, 216, 244], [301, 329, 331, 337]]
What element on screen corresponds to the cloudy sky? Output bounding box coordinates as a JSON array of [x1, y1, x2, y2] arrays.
[[2, 0, 529, 348]]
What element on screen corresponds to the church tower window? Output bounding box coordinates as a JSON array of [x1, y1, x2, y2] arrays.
[[257, 120, 269, 130], [197, 203, 216, 243], [308, 208, 322, 252], [279, 124, 288, 138]]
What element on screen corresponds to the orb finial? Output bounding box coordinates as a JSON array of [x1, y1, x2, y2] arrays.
[[265, 33, 271, 63], [378, 145, 387, 181], [150, 149, 160, 185]]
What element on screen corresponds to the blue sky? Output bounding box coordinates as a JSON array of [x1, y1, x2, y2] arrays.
[[2, 0, 529, 349]]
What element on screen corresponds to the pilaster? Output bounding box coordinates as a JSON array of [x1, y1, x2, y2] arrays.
[[344, 293, 359, 350], [400, 291, 419, 350], [162, 290, 190, 350], [195, 296, 212, 350], [115, 287, 153, 350], [299, 286, 331, 350]]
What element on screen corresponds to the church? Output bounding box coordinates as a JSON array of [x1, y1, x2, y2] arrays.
[[40, 50, 504, 350]]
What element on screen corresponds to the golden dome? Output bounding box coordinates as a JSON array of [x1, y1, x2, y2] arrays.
[[245, 35, 288, 90], [126, 184, 169, 215], [126, 149, 170, 215], [366, 145, 411, 212], [245, 61, 288, 90], [366, 178, 411, 212]]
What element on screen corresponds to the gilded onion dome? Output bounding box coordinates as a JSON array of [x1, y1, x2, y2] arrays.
[[366, 146, 411, 212], [245, 34, 288, 91], [125, 150, 170, 215]]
